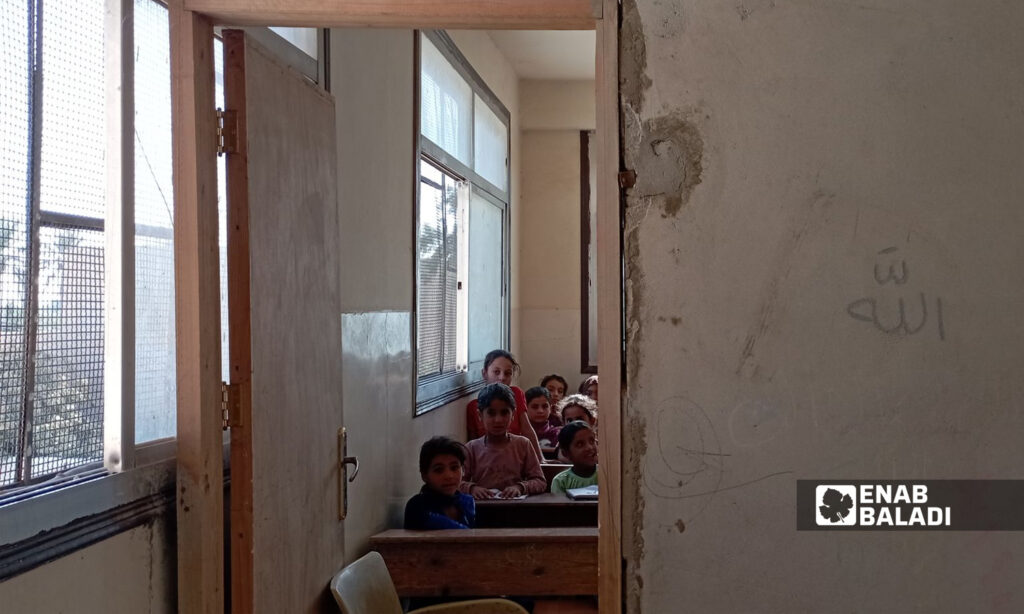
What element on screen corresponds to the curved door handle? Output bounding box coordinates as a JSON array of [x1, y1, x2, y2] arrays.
[[342, 455, 359, 482]]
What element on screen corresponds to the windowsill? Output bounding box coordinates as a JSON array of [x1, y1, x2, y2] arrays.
[[0, 458, 175, 548], [0, 441, 230, 582], [416, 372, 486, 415]]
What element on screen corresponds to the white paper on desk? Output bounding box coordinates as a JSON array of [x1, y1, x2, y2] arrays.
[[486, 489, 528, 500], [566, 485, 599, 500]]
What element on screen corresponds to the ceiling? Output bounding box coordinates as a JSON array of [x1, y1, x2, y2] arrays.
[[487, 30, 596, 80]]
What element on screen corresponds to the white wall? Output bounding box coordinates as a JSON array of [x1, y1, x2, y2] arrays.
[[518, 80, 595, 390], [520, 79, 595, 131], [623, 0, 1024, 611], [332, 28, 522, 564], [0, 519, 174, 613]]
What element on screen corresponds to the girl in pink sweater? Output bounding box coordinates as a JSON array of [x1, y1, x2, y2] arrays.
[[460, 383, 546, 500]]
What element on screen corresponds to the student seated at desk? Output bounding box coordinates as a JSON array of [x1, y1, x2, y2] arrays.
[[404, 436, 476, 529], [525, 386, 562, 451], [554, 395, 598, 463], [465, 350, 543, 463], [550, 421, 599, 496], [461, 383, 547, 500], [540, 373, 569, 408]]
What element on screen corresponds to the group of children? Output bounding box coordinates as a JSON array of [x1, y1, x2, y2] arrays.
[[405, 350, 600, 530]]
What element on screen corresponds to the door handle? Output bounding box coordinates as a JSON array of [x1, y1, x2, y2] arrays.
[[342, 455, 359, 482], [338, 428, 358, 520]]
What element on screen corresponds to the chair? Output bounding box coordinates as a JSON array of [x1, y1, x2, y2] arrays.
[[330, 551, 529, 614]]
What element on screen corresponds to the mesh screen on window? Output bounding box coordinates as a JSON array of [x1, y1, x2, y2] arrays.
[[0, 1, 31, 487]]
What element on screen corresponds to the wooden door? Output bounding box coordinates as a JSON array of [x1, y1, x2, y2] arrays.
[[223, 30, 344, 613]]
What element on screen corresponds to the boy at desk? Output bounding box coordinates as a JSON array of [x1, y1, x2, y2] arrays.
[[404, 436, 476, 529]]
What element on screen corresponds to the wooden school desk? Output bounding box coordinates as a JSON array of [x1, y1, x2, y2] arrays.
[[369, 528, 598, 597]]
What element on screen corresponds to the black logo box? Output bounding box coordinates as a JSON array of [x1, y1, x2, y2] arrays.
[[797, 480, 1024, 530]]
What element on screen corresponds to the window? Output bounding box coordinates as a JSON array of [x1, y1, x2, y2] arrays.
[[0, 0, 231, 491], [416, 31, 510, 414]]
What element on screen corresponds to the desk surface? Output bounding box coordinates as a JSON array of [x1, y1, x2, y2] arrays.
[[474, 493, 597, 528], [371, 527, 597, 544], [476, 493, 598, 507]]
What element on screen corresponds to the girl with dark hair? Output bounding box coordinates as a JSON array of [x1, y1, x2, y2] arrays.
[[464, 349, 543, 462]]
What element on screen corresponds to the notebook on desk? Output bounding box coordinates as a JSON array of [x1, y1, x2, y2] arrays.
[[566, 485, 599, 500]]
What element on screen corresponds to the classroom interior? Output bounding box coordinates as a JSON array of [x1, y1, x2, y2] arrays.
[[3, 1, 1023, 613]]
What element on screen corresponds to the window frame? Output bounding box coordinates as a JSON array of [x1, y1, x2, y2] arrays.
[[413, 30, 511, 415], [579, 130, 598, 374], [0, 0, 326, 574]]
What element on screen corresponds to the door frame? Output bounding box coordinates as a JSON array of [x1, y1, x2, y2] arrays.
[[169, 1, 622, 613]]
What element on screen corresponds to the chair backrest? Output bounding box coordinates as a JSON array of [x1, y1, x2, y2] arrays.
[[330, 551, 404, 614], [542, 463, 571, 491]]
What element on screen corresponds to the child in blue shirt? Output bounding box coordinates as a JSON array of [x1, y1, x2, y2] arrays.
[[404, 436, 476, 529]]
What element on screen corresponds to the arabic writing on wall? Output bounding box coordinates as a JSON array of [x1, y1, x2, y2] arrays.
[[846, 246, 945, 341]]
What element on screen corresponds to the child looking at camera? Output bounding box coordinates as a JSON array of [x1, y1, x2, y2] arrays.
[[550, 421, 599, 495], [461, 383, 547, 500], [525, 386, 561, 449], [557, 394, 598, 427], [465, 350, 543, 462], [540, 374, 569, 409], [404, 436, 476, 529]]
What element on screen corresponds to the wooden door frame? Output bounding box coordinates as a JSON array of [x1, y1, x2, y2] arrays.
[[169, 1, 622, 613]]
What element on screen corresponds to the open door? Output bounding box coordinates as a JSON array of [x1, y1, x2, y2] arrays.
[[223, 30, 346, 613]]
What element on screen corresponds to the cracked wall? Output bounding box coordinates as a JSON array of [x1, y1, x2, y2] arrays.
[[621, 0, 1024, 611]]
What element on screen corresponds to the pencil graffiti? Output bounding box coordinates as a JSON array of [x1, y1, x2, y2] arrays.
[[873, 246, 909, 285], [643, 396, 793, 526], [847, 247, 946, 340]]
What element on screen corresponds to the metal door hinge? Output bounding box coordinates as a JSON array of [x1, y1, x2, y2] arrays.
[[618, 169, 637, 189], [221, 381, 241, 430], [216, 108, 238, 156]]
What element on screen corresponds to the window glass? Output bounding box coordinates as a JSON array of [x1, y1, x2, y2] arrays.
[[467, 190, 503, 364], [269, 27, 318, 59], [39, 0, 105, 219], [134, 0, 176, 442], [0, 0, 31, 487], [420, 37, 473, 165], [473, 95, 507, 191], [417, 160, 461, 377]]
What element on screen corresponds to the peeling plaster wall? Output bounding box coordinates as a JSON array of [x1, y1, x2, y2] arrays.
[[622, 1, 1024, 611]]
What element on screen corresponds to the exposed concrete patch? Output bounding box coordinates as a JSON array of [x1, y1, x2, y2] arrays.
[[620, 0, 652, 115], [624, 407, 648, 614], [633, 113, 705, 218], [621, 4, 656, 611]]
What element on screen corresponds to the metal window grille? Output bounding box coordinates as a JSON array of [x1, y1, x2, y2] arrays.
[[0, 0, 32, 487], [29, 225, 105, 477], [1, 0, 190, 489]]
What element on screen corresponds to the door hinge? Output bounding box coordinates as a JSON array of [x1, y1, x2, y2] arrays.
[[618, 169, 637, 189], [221, 381, 242, 430], [216, 108, 238, 156]]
